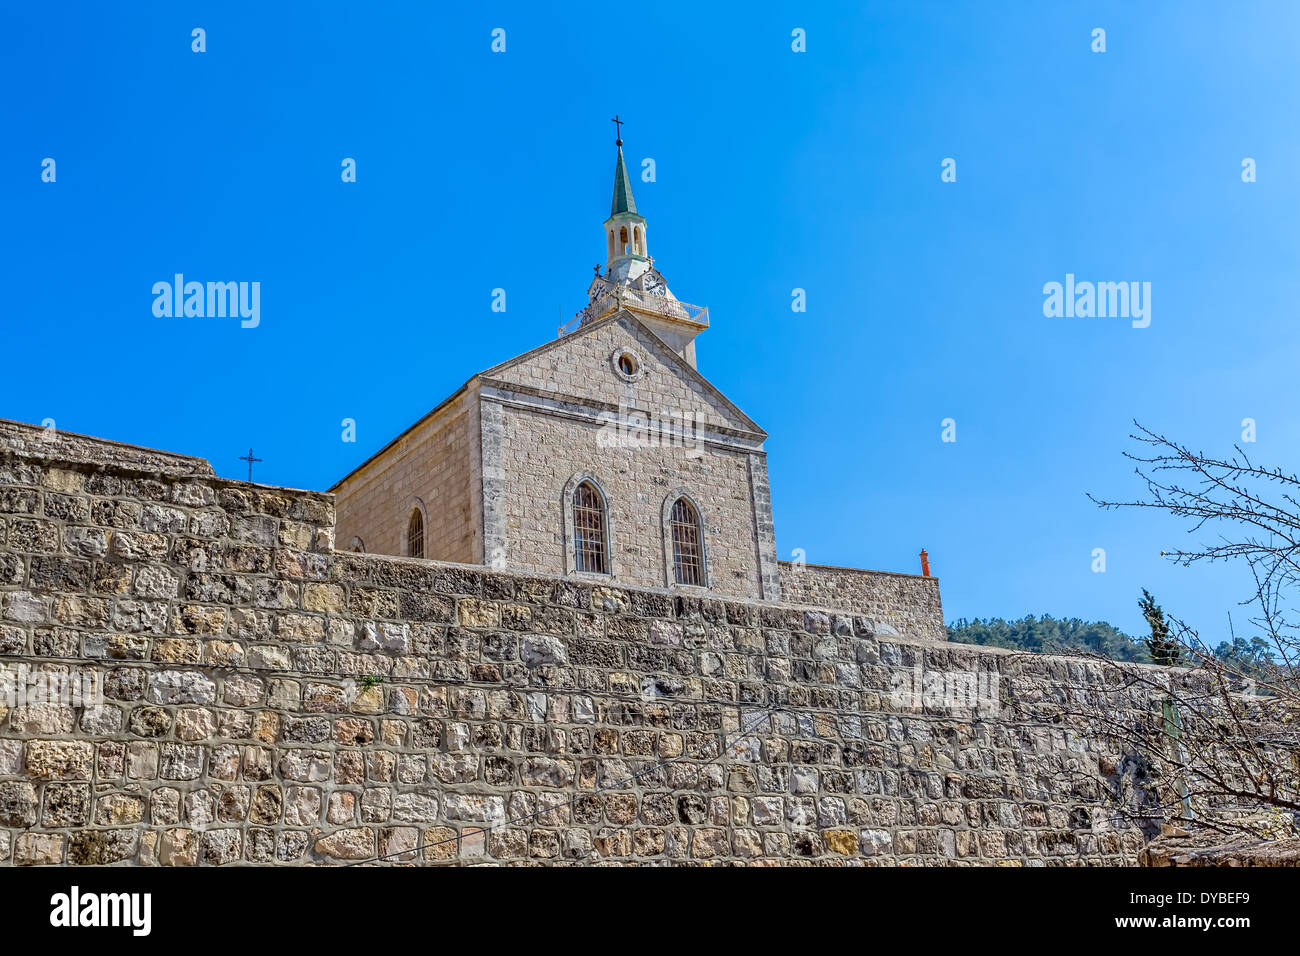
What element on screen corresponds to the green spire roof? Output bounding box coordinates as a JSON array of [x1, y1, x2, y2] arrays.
[[610, 145, 639, 217]]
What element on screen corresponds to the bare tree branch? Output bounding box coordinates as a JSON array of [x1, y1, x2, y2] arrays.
[[1043, 422, 1300, 840]]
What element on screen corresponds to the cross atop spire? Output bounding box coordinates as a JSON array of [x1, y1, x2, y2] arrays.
[[611, 114, 624, 146]]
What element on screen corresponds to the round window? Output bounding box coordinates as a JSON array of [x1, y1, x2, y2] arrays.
[[611, 348, 645, 382]]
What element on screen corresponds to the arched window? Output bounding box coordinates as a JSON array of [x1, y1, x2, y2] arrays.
[[619, 226, 629, 255], [572, 481, 608, 574], [669, 497, 704, 586], [349, 536, 365, 553], [407, 509, 424, 559]]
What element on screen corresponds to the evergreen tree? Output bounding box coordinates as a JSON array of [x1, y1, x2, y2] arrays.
[[1211, 636, 1275, 685], [1138, 589, 1179, 665]]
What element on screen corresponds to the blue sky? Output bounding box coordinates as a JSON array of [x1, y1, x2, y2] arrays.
[[4, 1, 1299, 640]]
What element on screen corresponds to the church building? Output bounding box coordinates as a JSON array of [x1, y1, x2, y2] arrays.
[[332, 131, 922, 608]]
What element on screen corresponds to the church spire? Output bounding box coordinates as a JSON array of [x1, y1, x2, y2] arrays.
[[604, 117, 647, 273], [610, 145, 638, 216]]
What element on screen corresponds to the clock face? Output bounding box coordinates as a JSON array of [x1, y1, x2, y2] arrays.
[[643, 271, 667, 296]]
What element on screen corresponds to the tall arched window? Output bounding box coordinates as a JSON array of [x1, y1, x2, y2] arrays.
[[669, 497, 704, 586], [572, 481, 608, 574], [407, 509, 424, 559]]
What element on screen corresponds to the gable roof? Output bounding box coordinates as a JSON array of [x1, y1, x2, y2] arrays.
[[479, 309, 767, 437], [330, 310, 766, 491]]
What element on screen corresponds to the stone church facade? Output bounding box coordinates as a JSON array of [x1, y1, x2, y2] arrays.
[[332, 138, 786, 602]]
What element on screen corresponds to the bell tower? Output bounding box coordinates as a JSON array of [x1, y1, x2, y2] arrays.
[[604, 117, 650, 284], [561, 117, 710, 369]]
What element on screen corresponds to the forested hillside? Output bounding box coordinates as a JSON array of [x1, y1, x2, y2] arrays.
[[946, 615, 1152, 662]]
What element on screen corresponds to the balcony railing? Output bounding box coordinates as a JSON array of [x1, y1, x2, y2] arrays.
[[558, 288, 709, 337]]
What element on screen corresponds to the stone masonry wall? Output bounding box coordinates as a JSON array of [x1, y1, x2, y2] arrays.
[[332, 392, 477, 564], [778, 562, 945, 643], [0, 430, 1154, 866], [498, 403, 770, 601]]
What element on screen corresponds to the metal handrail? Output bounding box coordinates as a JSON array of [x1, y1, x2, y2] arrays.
[[558, 290, 709, 337]]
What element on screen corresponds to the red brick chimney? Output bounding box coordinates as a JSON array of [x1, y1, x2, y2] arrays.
[[919, 549, 930, 577]]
